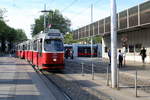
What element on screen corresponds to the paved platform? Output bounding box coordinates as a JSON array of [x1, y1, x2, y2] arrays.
[[66, 57, 150, 100], [0, 57, 56, 100]]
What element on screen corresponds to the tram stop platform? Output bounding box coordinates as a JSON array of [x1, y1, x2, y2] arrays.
[[69, 57, 150, 100], [0, 56, 57, 100]]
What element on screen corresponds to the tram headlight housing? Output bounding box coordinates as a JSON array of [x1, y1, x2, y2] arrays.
[[53, 58, 57, 62]]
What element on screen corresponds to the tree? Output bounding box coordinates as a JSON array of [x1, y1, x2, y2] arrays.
[[0, 8, 7, 20], [32, 9, 71, 36], [0, 8, 28, 53], [64, 32, 79, 44], [93, 35, 102, 44], [0, 19, 27, 52], [15, 29, 28, 42]]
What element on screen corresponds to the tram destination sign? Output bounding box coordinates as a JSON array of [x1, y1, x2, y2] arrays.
[[48, 33, 61, 36]]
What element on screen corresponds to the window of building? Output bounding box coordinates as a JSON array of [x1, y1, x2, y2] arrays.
[[135, 44, 142, 52], [129, 45, 134, 53]]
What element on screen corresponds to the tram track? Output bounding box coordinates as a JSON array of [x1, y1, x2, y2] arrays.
[[33, 67, 72, 100], [31, 58, 150, 100]]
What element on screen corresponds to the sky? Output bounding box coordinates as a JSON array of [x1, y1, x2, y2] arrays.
[[0, 0, 147, 39]]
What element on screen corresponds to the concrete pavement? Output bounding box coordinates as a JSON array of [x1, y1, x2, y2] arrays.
[[0, 57, 56, 100], [66, 57, 150, 100]]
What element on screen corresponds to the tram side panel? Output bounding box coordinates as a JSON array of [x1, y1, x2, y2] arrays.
[[25, 50, 28, 60], [20, 50, 25, 59], [28, 50, 33, 62], [32, 51, 38, 66], [37, 52, 64, 69]]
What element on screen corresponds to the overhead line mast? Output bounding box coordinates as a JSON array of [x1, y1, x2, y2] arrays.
[[41, 4, 51, 33], [110, 0, 117, 88]]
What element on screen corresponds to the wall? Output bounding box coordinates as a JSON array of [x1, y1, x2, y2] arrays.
[[102, 28, 150, 63]]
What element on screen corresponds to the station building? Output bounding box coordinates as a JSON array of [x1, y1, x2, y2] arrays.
[[73, 1, 150, 63]]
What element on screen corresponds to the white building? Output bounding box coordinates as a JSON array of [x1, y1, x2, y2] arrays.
[[73, 1, 150, 63]]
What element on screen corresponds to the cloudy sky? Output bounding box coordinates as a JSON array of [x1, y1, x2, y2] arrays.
[[0, 0, 147, 39]]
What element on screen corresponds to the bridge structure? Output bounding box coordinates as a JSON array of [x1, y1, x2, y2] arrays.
[[73, 1, 150, 63]]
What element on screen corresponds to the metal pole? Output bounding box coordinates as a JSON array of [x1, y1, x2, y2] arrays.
[[91, 4, 93, 58], [135, 69, 137, 97], [44, 4, 46, 33], [110, 0, 117, 88], [81, 63, 84, 76], [107, 64, 110, 86], [117, 67, 119, 89], [92, 63, 94, 80], [91, 4, 93, 24], [91, 4, 94, 80]]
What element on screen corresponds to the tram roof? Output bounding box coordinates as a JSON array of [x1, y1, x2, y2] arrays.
[[32, 29, 63, 40]]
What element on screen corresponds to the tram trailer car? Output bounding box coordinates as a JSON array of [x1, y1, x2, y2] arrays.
[[70, 44, 99, 57], [32, 29, 64, 70], [77, 45, 98, 57]]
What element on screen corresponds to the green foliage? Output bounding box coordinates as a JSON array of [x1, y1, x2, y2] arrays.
[[0, 20, 27, 42], [0, 8, 7, 20], [64, 33, 78, 44], [76, 35, 102, 44], [0, 12, 27, 52], [15, 29, 28, 42], [64, 33, 102, 44], [32, 9, 71, 36], [93, 35, 102, 44]]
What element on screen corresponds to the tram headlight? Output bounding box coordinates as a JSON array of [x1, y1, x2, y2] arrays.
[[53, 58, 57, 62]]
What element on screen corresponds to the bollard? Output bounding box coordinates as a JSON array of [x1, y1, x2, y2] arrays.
[[117, 67, 119, 89], [135, 69, 137, 97], [107, 64, 110, 86], [124, 56, 126, 67], [92, 62, 94, 80], [81, 63, 84, 76]]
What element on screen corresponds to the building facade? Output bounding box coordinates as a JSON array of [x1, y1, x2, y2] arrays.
[[73, 1, 150, 63]]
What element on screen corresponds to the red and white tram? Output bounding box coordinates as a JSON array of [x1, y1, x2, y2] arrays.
[[16, 29, 64, 70]]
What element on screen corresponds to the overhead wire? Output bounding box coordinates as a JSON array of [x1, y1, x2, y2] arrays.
[[60, 0, 78, 12], [71, 0, 100, 21]]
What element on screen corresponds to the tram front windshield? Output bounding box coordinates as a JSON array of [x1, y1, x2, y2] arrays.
[[44, 39, 64, 52]]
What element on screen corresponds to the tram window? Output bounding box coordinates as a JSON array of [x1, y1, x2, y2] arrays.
[[44, 39, 64, 52], [33, 41, 37, 51], [135, 44, 141, 52], [38, 39, 42, 55], [129, 45, 134, 53], [23, 45, 25, 50], [28, 44, 30, 50]]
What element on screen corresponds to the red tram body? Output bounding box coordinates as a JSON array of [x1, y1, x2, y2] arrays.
[[16, 29, 64, 70]]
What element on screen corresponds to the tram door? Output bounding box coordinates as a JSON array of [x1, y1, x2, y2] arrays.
[[37, 39, 43, 68], [33, 40, 38, 66]]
